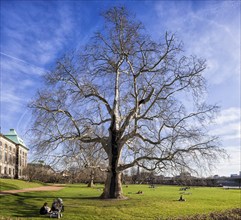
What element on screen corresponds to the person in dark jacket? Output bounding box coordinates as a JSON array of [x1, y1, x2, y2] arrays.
[[40, 202, 51, 215]]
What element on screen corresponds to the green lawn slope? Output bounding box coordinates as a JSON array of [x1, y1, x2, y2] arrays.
[[0, 179, 45, 191]]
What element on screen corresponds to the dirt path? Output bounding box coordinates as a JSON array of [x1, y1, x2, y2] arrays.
[[0, 185, 65, 195]]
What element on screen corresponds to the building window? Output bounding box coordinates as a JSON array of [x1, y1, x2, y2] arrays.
[[4, 152, 7, 163], [5, 144, 7, 150], [0, 165, 2, 174], [0, 150, 2, 161], [0, 141, 2, 146], [13, 169, 15, 175], [9, 168, 11, 175], [9, 146, 12, 151], [9, 155, 12, 165], [4, 167, 7, 174]]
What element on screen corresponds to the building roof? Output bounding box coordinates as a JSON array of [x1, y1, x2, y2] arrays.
[[4, 129, 29, 150], [28, 163, 55, 173]]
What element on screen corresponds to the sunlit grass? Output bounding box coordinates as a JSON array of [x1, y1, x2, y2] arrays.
[[0, 179, 240, 219], [0, 179, 45, 191]]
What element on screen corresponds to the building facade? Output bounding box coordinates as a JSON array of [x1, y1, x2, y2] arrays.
[[0, 129, 28, 179]]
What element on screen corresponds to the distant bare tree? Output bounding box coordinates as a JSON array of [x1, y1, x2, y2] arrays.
[[29, 7, 224, 199], [61, 143, 107, 186], [23, 163, 55, 182], [23, 164, 37, 182]]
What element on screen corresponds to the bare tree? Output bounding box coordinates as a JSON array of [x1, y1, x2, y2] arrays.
[[62, 143, 107, 186], [29, 7, 224, 199], [23, 162, 56, 183]]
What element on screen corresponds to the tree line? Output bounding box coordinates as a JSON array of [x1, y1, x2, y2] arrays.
[[22, 163, 240, 188]]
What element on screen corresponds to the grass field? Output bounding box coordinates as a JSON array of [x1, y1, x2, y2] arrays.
[[0, 179, 45, 191], [0, 179, 240, 220]]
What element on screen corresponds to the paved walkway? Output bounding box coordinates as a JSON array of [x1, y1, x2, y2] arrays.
[[0, 185, 65, 195]]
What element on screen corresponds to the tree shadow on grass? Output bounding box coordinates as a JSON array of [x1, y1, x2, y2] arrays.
[[1, 193, 102, 218], [3, 194, 42, 218], [0, 182, 20, 191]]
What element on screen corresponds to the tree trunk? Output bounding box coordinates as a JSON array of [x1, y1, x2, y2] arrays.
[[101, 130, 124, 199], [88, 170, 95, 187], [101, 169, 123, 199], [101, 69, 124, 199], [88, 178, 94, 187]]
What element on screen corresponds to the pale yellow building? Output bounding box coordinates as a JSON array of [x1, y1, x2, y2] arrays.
[[0, 129, 28, 179]]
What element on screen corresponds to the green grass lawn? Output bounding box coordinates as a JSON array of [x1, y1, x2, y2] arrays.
[[0, 179, 240, 220], [0, 179, 45, 191]]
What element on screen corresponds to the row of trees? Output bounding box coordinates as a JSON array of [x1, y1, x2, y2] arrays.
[[23, 163, 240, 188], [29, 7, 225, 199], [22, 163, 106, 184]]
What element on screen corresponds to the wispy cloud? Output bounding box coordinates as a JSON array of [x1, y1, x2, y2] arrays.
[[211, 107, 241, 141], [1, 1, 75, 135], [211, 145, 240, 176], [209, 107, 240, 176], [1, 52, 48, 76], [1, 1, 73, 67], [154, 1, 240, 85], [214, 108, 241, 125]]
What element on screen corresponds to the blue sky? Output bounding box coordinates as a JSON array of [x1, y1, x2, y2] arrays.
[[0, 0, 240, 177]]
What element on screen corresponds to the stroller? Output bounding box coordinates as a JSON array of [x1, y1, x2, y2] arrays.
[[50, 198, 64, 218]]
